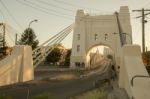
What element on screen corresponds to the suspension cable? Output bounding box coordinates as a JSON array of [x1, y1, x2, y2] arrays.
[[33, 23, 74, 68], [33, 27, 71, 59], [33, 23, 73, 58], [33, 23, 73, 53]]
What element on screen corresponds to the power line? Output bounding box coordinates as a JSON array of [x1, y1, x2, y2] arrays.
[[16, 0, 73, 20], [0, 0, 23, 30], [17, 0, 133, 23], [141, 1, 150, 9], [54, 0, 136, 16], [7, 25, 21, 36], [146, 15, 150, 19], [0, 8, 5, 20], [5, 24, 21, 45], [18, 0, 133, 22], [133, 8, 150, 53], [36, 0, 75, 12], [30, 0, 133, 17], [53, 0, 109, 12], [5, 28, 15, 45], [24, 0, 74, 17]]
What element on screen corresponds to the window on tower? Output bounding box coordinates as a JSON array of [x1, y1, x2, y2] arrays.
[[77, 45, 80, 52], [94, 34, 98, 40], [77, 34, 80, 40]]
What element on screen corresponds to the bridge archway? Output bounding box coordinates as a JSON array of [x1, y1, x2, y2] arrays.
[[86, 44, 114, 69]]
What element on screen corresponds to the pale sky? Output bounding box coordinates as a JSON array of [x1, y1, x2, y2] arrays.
[[0, 0, 150, 50]]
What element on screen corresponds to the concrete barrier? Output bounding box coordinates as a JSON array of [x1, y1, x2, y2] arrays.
[[0, 45, 34, 86], [119, 45, 150, 99]]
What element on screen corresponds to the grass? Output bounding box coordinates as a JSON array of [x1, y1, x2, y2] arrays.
[[72, 89, 107, 99], [72, 69, 84, 76], [41, 77, 51, 81], [32, 93, 58, 99], [0, 95, 12, 99]]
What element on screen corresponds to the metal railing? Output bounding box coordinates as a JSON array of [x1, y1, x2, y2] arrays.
[[131, 75, 150, 86]]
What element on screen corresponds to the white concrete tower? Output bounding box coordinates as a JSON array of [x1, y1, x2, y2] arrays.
[[70, 10, 87, 68], [70, 6, 132, 69]]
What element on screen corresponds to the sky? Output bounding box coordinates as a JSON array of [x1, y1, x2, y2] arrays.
[[0, 0, 150, 50]]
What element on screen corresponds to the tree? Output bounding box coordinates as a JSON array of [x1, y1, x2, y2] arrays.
[[145, 51, 150, 66], [0, 33, 3, 48], [64, 49, 71, 66], [107, 54, 113, 60], [18, 28, 39, 49], [145, 51, 150, 74], [46, 47, 62, 65]]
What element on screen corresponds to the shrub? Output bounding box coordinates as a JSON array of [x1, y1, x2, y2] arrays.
[[73, 69, 84, 76], [146, 66, 150, 74], [33, 93, 58, 99], [83, 90, 107, 99], [0, 95, 11, 99]]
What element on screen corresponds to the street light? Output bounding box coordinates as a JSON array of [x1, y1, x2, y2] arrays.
[[28, 19, 38, 28], [113, 32, 132, 44], [27, 19, 38, 43]]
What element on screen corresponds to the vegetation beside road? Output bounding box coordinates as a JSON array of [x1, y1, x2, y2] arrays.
[[32, 93, 58, 99], [18, 28, 39, 50], [0, 95, 11, 99], [144, 51, 150, 74], [71, 89, 107, 99]]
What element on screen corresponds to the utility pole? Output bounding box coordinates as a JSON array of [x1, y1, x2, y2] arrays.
[[3, 23, 5, 48], [133, 8, 150, 53], [15, 33, 18, 45], [0, 23, 3, 45], [142, 8, 145, 53]]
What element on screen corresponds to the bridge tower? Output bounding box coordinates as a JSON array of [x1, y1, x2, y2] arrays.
[[70, 6, 132, 69]]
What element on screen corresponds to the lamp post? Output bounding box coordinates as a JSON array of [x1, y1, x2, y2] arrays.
[[28, 19, 38, 28], [113, 32, 132, 44], [27, 19, 38, 43]]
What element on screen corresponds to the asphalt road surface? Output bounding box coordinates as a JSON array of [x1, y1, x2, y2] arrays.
[[0, 60, 112, 99]]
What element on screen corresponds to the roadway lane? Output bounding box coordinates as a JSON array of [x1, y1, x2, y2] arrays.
[[0, 60, 112, 99]]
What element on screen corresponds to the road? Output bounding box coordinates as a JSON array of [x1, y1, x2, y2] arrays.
[[0, 60, 112, 99]]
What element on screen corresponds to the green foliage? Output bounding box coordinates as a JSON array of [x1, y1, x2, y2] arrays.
[[33, 93, 58, 99], [83, 90, 107, 99], [107, 54, 113, 60], [18, 28, 39, 49], [41, 77, 50, 81], [145, 51, 150, 74], [0, 33, 3, 47], [146, 66, 150, 74], [73, 68, 84, 76], [64, 49, 71, 66], [46, 47, 62, 64], [73, 89, 107, 99], [0, 95, 11, 99], [145, 51, 150, 66]]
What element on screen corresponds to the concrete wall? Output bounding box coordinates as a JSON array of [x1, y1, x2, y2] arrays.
[[119, 45, 150, 99], [0, 45, 34, 86], [70, 6, 132, 68]]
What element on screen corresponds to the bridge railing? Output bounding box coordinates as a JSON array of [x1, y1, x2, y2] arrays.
[[131, 75, 150, 87]]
